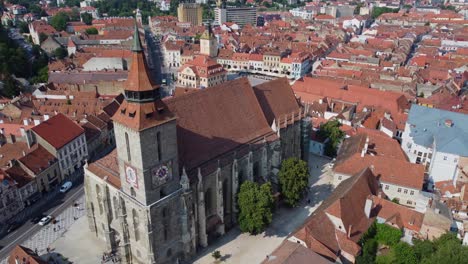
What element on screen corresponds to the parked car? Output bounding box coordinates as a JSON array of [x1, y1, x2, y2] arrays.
[[31, 214, 45, 224], [38, 215, 53, 226], [59, 181, 72, 193], [7, 222, 22, 233]]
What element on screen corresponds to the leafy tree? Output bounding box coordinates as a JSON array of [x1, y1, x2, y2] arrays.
[[31, 66, 48, 84], [375, 224, 402, 246], [2, 75, 20, 98], [376, 253, 395, 264], [317, 120, 345, 157], [278, 157, 309, 207], [238, 181, 274, 234], [441, 5, 457, 11], [18, 21, 29, 34], [85, 27, 98, 35], [393, 242, 417, 264], [211, 250, 221, 260], [356, 239, 378, 264], [70, 7, 81, 22], [391, 197, 400, 204], [50, 12, 70, 31], [65, 0, 81, 7], [39, 32, 48, 43], [81, 12, 93, 25], [54, 47, 68, 59], [372, 7, 399, 19], [422, 234, 468, 264], [413, 239, 435, 262]]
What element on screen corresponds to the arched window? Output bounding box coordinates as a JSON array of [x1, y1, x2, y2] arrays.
[[156, 131, 162, 161], [162, 207, 168, 218], [130, 187, 136, 197], [132, 209, 140, 241], [125, 132, 131, 162], [96, 185, 103, 215], [163, 225, 168, 241], [238, 170, 244, 183], [253, 162, 260, 181], [223, 180, 228, 216], [205, 188, 213, 216], [113, 196, 119, 219]]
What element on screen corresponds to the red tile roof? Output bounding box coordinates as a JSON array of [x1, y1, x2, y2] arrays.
[[371, 196, 424, 232], [87, 149, 121, 189], [19, 145, 56, 175], [8, 245, 46, 264], [31, 113, 84, 149], [253, 77, 300, 125]]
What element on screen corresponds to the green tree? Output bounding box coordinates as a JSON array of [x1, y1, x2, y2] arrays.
[[422, 233, 468, 264], [54, 47, 68, 59], [278, 157, 309, 207], [39, 32, 48, 43], [372, 7, 399, 19], [85, 27, 98, 35], [2, 75, 20, 98], [393, 242, 417, 264], [356, 239, 378, 264], [70, 7, 81, 21], [31, 66, 48, 84], [375, 224, 402, 246], [81, 12, 93, 25], [317, 120, 345, 157], [17, 21, 29, 34], [50, 12, 70, 31], [413, 239, 434, 262], [238, 181, 274, 234]]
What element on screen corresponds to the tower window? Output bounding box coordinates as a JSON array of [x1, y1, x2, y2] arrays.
[[125, 132, 131, 161], [157, 131, 162, 161]]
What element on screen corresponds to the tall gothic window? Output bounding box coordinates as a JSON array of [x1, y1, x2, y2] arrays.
[[125, 132, 131, 162], [156, 131, 162, 161], [96, 185, 103, 215], [132, 209, 140, 241], [205, 188, 213, 216]]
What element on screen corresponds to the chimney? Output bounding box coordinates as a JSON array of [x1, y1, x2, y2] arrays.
[[22, 150, 26, 157], [44, 114, 50, 121], [361, 136, 369, 157], [364, 196, 373, 218], [347, 224, 353, 238]]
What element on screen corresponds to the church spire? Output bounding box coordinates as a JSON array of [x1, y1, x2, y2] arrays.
[[131, 22, 143, 52]]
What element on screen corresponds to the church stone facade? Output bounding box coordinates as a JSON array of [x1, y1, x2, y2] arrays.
[[84, 27, 307, 264]]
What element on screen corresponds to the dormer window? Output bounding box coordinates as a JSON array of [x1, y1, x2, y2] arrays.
[[129, 111, 136, 118]]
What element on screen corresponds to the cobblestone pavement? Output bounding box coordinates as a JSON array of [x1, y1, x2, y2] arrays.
[[193, 154, 334, 264], [0, 194, 86, 264]]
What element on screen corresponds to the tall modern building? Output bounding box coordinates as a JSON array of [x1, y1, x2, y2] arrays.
[[177, 3, 203, 26], [214, 6, 257, 27]]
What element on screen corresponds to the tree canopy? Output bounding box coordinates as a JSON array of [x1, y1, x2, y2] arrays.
[[278, 157, 309, 207], [54, 47, 68, 59], [81, 12, 93, 25], [375, 223, 402, 246], [372, 7, 399, 19], [50, 12, 70, 31], [237, 181, 274, 234], [85, 27, 98, 35], [317, 119, 345, 157]]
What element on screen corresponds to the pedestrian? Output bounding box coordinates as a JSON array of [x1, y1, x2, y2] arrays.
[[35, 248, 38, 255], [46, 247, 50, 253], [53, 227, 56, 232], [58, 225, 60, 230], [307, 199, 311, 204]]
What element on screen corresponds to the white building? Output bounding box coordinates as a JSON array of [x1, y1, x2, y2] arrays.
[[289, 7, 316, 20], [401, 105, 468, 185], [214, 6, 257, 28]]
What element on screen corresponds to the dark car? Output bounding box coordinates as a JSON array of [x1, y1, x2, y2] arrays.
[[7, 222, 21, 233], [31, 214, 45, 224]]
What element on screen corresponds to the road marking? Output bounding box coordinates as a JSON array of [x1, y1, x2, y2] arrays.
[[0, 187, 84, 257]]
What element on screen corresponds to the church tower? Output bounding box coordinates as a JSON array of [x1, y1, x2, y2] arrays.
[[200, 23, 218, 58], [111, 24, 195, 264], [113, 25, 179, 205]]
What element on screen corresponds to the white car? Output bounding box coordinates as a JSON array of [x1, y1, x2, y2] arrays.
[[59, 181, 72, 193], [38, 216, 52, 226]]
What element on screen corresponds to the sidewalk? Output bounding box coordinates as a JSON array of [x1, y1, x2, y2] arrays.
[[0, 170, 84, 237], [0, 194, 86, 264]]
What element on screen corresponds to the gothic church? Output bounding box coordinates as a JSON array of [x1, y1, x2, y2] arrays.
[[84, 26, 307, 264]]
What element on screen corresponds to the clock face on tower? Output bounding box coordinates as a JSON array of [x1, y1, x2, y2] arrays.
[[151, 161, 172, 187], [125, 164, 138, 188]]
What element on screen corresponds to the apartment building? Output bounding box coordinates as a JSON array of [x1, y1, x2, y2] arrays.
[[214, 6, 257, 28], [177, 3, 203, 26]]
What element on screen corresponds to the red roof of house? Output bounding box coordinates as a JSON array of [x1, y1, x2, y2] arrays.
[[8, 245, 47, 264], [31, 113, 84, 149]]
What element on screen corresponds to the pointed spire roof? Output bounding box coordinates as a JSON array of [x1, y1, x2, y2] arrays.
[[125, 24, 156, 92], [131, 23, 143, 52]]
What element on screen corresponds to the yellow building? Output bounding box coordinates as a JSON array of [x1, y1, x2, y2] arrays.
[[177, 3, 203, 26]]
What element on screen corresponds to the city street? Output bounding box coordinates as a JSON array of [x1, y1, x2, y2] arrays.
[[0, 182, 84, 261]]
